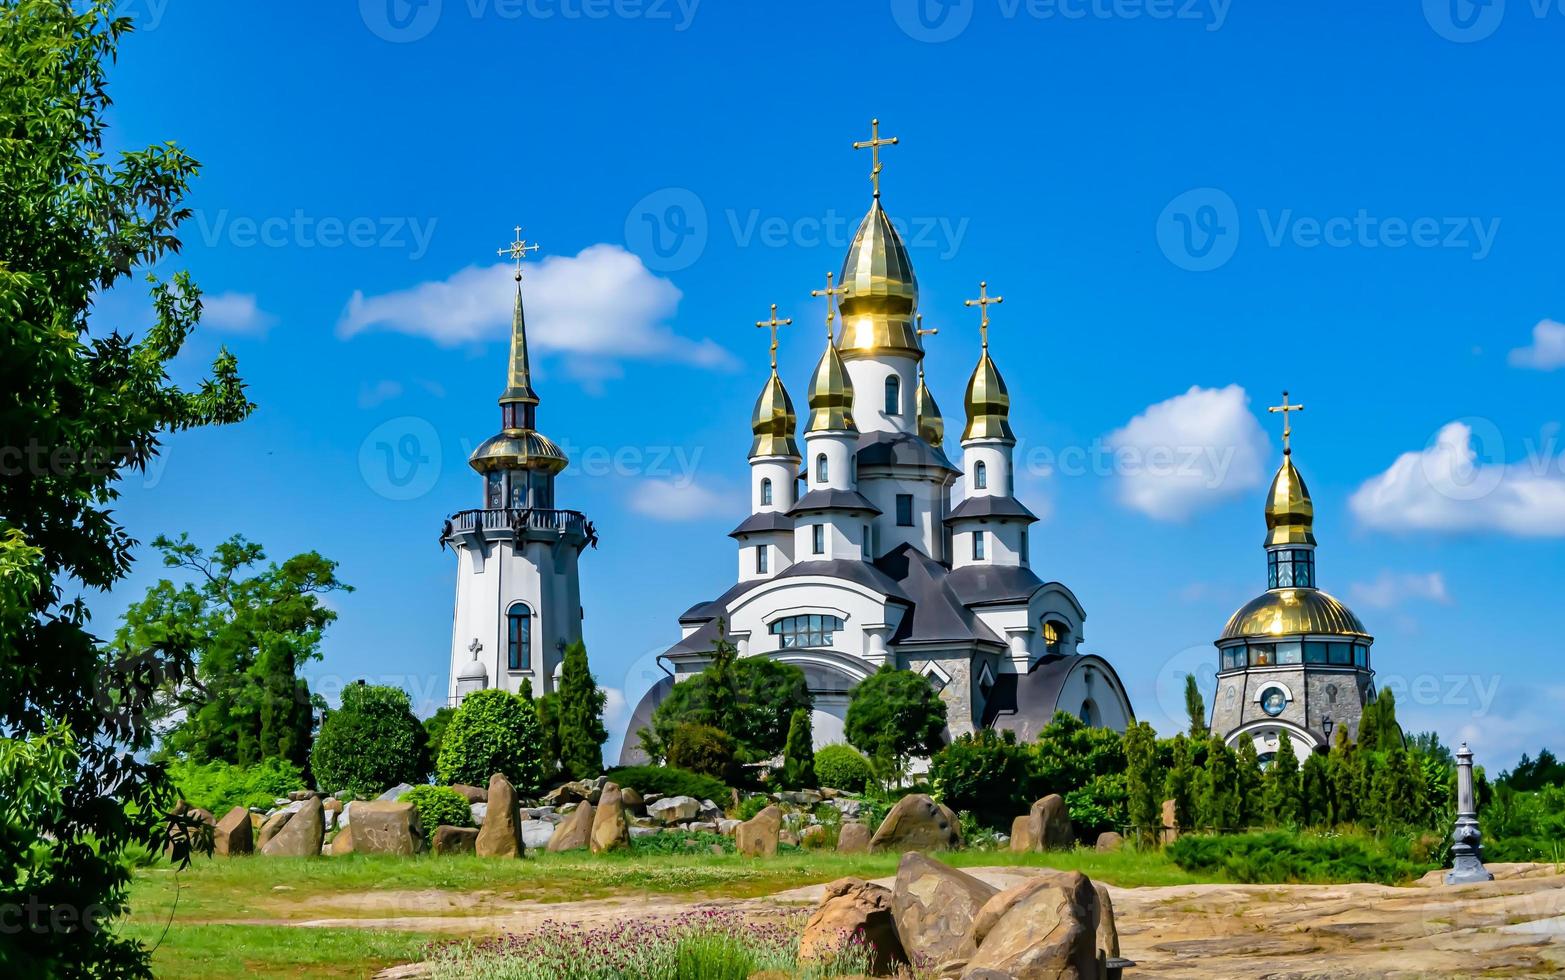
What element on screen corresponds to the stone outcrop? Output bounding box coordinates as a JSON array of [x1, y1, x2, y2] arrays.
[[215, 806, 253, 856], [547, 800, 595, 852], [1012, 794, 1074, 853], [330, 825, 355, 855], [1096, 831, 1124, 852], [257, 809, 293, 849], [869, 794, 962, 853], [451, 784, 488, 803], [520, 819, 555, 850], [647, 795, 699, 824], [961, 871, 1098, 978], [890, 851, 998, 969], [798, 877, 908, 976], [476, 773, 523, 858], [433, 825, 479, 856], [836, 821, 871, 854], [349, 801, 424, 856], [590, 782, 629, 853], [262, 797, 323, 857], [736, 805, 783, 857]]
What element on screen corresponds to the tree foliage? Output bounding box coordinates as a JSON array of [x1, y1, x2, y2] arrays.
[[666, 723, 736, 780], [310, 684, 428, 800], [780, 708, 816, 790], [0, 3, 254, 974], [401, 785, 472, 844], [929, 728, 1030, 829], [435, 690, 546, 793], [1262, 732, 1301, 826], [813, 744, 872, 793], [1123, 721, 1161, 845], [1183, 674, 1207, 738], [555, 640, 608, 780], [845, 663, 948, 783]]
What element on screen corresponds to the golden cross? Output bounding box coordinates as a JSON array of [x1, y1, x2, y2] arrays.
[[810, 271, 850, 342], [755, 304, 792, 370], [963, 281, 1004, 351], [852, 118, 900, 199], [1268, 390, 1306, 455], [497, 225, 540, 279], [916, 313, 938, 379]]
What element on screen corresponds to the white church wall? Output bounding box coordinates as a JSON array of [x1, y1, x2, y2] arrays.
[[1054, 658, 1132, 733], [750, 458, 797, 511], [804, 434, 856, 491], [858, 472, 946, 560], [843, 354, 918, 436], [961, 441, 1013, 498], [792, 516, 865, 562]]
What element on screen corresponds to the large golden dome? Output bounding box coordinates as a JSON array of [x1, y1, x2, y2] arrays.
[[1220, 588, 1369, 641], [836, 198, 922, 359], [1265, 456, 1316, 547], [962, 351, 1014, 443], [750, 369, 800, 459], [469, 429, 569, 475]]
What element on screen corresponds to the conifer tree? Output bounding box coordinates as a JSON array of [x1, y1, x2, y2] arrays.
[[1163, 734, 1198, 836], [1123, 722, 1161, 846], [1183, 674, 1208, 738], [555, 640, 608, 780], [1298, 750, 1331, 827], [781, 708, 817, 789], [1357, 698, 1382, 752], [1327, 727, 1358, 825], [1376, 688, 1402, 749], [1199, 736, 1241, 831], [1235, 736, 1263, 827], [1262, 731, 1301, 826]]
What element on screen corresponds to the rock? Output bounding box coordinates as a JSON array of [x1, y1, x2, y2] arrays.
[[337, 801, 354, 828], [698, 799, 723, 821], [1161, 798, 1179, 845], [1096, 831, 1124, 853], [780, 830, 800, 847], [1014, 794, 1074, 852], [476, 773, 523, 858], [257, 809, 293, 849], [590, 782, 629, 853], [520, 819, 555, 850], [1009, 814, 1036, 853], [329, 825, 354, 855], [629, 826, 660, 839], [718, 818, 741, 836], [687, 821, 718, 833], [262, 797, 324, 857], [451, 784, 488, 804], [829, 798, 863, 820], [801, 824, 829, 849], [961, 871, 1098, 979], [836, 821, 871, 854], [779, 789, 823, 806], [1092, 881, 1120, 963], [736, 805, 783, 857], [215, 806, 254, 856], [470, 802, 487, 826], [799, 877, 908, 976], [890, 851, 998, 968], [547, 800, 594, 852], [349, 801, 424, 855], [647, 795, 700, 824], [620, 786, 644, 810], [377, 783, 415, 802], [288, 790, 318, 802], [869, 794, 962, 853], [543, 780, 592, 805], [433, 825, 479, 856]]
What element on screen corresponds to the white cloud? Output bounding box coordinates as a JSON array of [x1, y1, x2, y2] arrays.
[[1349, 571, 1452, 610], [1105, 384, 1270, 521], [336, 244, 736, 377], [1509, 319, 1565, 371], [626, 478, 735, 523], [202, 291, 276, 335], [1349, 421, 1565, 537]]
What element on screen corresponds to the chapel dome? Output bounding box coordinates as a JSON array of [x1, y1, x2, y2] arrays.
[[1219, 588, 1370, 642]]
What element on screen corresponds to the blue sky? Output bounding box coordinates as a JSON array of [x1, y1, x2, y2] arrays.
[[91, 0, 1562, 767]]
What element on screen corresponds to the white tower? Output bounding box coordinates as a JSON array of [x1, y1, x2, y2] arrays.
[[732, 304, 800, 583], [444, 231, 592, 704]]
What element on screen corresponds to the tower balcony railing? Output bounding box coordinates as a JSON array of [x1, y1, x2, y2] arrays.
[[446, 507, 591, 537]]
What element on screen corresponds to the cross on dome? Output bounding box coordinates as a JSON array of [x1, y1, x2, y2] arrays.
[[497, 225, 541, 280], [754, 303, 792, 370], [1268, 390, 1306, 455], [852, 118, 899, 199], [963, 280, 1004, 351]]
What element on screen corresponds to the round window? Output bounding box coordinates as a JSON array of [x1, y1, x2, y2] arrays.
[[1260, 687, 1288, 717]]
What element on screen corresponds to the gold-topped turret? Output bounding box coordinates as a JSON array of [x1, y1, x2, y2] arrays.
[[961, 282, 1014, 443], [498, 228, 541, 406], [805, 282, 855, 433], [750, 304, 800, 459], [914, 315, 944, 445], [1263, 392, 1315, 547], [837, 120, 922, 360]]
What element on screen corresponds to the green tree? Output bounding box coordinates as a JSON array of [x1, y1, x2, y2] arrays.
[[1183, 674, 1208, 738], [845, 663, 948, 786], [929, 729, 1031, 829], [423, 707, 456, 776], [1032, 711, 1126, 794], [555, 640, 608, 779], [814, 744, 872, 793], [1298, 750, 1331, 827], [435, 690, 546, 793], [310, 684, 428, 799], [1199, 737, 1242, 831], [1375, 688, 1403, 749], [1163, 734, 1198, 837], [1262, 731, 1301, 826], [1235, 736, 1263, 828], [116, 534, 349, 770], [781, 708, 817, 789], [1358, 698, 1382, 752], [1328, 728, 1366, 825], [0, 4, 253, 973], [1123, 721, 1161, 846], [536, 691, 562, 774], [666, 722, 735, 779]]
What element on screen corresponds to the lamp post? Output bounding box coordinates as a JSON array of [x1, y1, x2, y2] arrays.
[[1321, 717, 1333, 744], [1446, 741, 1494, 885]]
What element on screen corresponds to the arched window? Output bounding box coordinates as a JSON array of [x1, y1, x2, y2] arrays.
[[770, 614, 845, 648], [1043, 620, 1065, 656], [816, 453, 829, 484], [1079, 699, 1098, 726], [506, 604, 532, 671], [760, 478, 773, 506], [884, 376, 901, 415], [974, 461, 988, 490]]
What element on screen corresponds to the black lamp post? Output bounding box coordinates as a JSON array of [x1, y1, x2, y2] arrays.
[[1321, 717, 1333, 745]]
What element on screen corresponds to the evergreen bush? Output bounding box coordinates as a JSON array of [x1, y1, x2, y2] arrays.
[[403, 785, 473, 843], [310, 683, 429, 800], [166, 757, 305, 815], [780, 709, 816, 789], [813, 744, 872, 793], [666, 723, 736, 779], [607, 765, 729, 803], [435, 689, 546, 793], [928, 729, 1031, 829]]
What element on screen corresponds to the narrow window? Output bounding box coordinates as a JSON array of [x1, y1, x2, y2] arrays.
[[812, 524, 825, 555], [506, 604, 532, 671], [895, 494, 914, 527], [816, 453, 829, 484], [973, 530, 986, 561], [884, 376, 901, 415], [486, 472, 504, 509], [974, 461, 988, 490], [756, 545, 769, 574], [1044, 620, 1063, 656], [760, 478, 773, 506]]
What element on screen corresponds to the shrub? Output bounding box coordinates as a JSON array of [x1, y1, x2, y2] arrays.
[[667, 723, 736, 780], [844, 664, 947, 783], [311, 683, 429, 800], [403, 785, 472, 843], [436, 689, 546, 793], [607, 765, 729, 803], [647, 630, 812, 762], [780, 709, 816, 789], [422, 707, 455, 774], [166, 757, 305, 815], [929, 729, 1032, 829], [733, 795, 770, 822], [629, 829, 735, 856], [814, 744, 872, 793], [1167, 830, 1431, 885]]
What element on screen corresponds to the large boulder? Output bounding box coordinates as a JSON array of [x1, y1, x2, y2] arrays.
[[214, 806, 254, 856], [433, 825, 479, 856], [520, 819, 555, 850], [799, 877, 908, 976], [736, 805, 783, 857], [1095, 831, 1124, 853], [476, 773, 523, 858], [451, 784, 488, 804], [547, 800, 595, 852], [647, 795, 700, 825], [1014, 794, 1074, 852], [890, 851, 998, 970], [836, 821, 871, 854], [1009, 814, 1036, 853], [961, 871, 1098, 979], [377, 783, 415, 802], [350, 801, 424, 856], [330, 825, 355, 855], [257, 809, 293, 849], [620, 786, 644, 810], [1093, 881, 1120, 964], [262, 797, 324, 857], [590, 782, 629, 853], [869, 794, 962, 853]]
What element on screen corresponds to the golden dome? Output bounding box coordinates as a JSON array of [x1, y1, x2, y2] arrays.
[[1265, 456, 1316, 547], [962, 351, 1014, 442], [469, 429, 569, 475], [836, 198, 922, 359], [806, 342, 856, 433], [750, 369, 800, 459], [1219, 588, 1370, 641], [916, 371, 944, 445]]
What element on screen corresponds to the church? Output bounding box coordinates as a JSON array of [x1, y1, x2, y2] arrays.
[[618, 122, 1135, 760]]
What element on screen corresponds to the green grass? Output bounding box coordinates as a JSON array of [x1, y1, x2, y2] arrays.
[[120, 923, 442, 980]]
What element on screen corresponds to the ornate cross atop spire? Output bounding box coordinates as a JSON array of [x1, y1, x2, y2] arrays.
[[755, 304, 792, 370], [497, 225, 541, 280], [1268, 390, 1306, 456], [916, 313, 938, 379], [810, 271, 850, 342], [852, 117, 899, 199], [963, 281, 1004, 351]]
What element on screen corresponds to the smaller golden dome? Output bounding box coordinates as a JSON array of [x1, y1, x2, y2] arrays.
[[806, 342, 856, 433], [962, 351, 1013, 443], [750, 369, 800, 459], [1219, 588, 1370, 641], [916, 371, 944, 445], [1265, 456, 1316, 547], [837, 198, 922, 359], [469, 429, 569, 475]]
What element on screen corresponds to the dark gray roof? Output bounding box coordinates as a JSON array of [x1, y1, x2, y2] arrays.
[[775, 559, 910, 602], [789, 489, 881, 515], [946, 495, 1039, 524], [617, 674, 674, 766], [678, 580, 756, 624], [728, 511, 793, 538], [666, 618, 724, 657], [855, 430, 959, 472], [874, 544, 1005, 647], [946, 564, 1046, 607], [982, 653, 1131, 740]]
